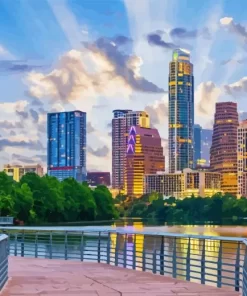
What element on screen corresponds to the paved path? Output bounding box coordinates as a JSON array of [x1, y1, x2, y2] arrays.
[[1, 256, 240, 295]]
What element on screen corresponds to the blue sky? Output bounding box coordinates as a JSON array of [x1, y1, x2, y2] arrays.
[[0, 0, 247, 172]]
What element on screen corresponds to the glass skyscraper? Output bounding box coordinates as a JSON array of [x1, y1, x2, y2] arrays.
[[193, 124, 202, 167], [168, 49, 194, 173], [47, 111, 86, 182]]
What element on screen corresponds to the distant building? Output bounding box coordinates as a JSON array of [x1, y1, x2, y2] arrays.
[[47, 111, 86, 182], [125, 125, 165, 197], [112, 110, 150, 190], [144, 169, 221, 199], [237, 120, 247, 197], [201, 129, 213, 166], [210, 102, 238, 196], [193, 124, 202, 168], [169, 48, 194, 173], [87, 172, 111, 186], [4, 164, 44, 182]]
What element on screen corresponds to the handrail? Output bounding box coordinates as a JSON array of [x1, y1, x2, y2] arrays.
[[0, 234, 8, 290], [0, 227, 245, 294]]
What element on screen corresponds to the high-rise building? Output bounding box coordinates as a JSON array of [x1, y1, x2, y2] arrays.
[[47, 111, 86, 182], [193, 124, 202, 168], [87, 172, 111, 186], [144, 169, 221, 199], [4, 164, 44, 182], [112, 110, 150, 190], [210, 102, 238, 196], [169, 48, 194, 173], [201, 129, 213, 166], [237, 120, 247, 198], [125, 125, 165, 197]]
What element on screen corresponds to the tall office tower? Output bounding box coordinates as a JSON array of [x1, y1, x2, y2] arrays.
[[112, 110, 150, 190], [47, 111, 86, 182], [237, 120, 247, 197], [201, 129, 213, 166], [168, 48, 194, 173], [125, 126, 165, 197], [193, 124, 202, 168], [210, 102, 239, 196]]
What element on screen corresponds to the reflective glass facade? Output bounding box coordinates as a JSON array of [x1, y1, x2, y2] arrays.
[[193, 124, 202, 168], [47, 111, 86, 182], [201, 129, 212, 166], [169, 49, 194, 173]]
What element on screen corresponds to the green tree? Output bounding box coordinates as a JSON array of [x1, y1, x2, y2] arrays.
[[0, 194, 14, 216]]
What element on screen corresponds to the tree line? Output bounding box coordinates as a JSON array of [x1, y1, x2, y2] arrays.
[[114, 192, 247, 224], [0, 171, 118, 224]]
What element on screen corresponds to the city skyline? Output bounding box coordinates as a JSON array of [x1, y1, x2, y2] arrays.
[[0, 0, 247, 172]]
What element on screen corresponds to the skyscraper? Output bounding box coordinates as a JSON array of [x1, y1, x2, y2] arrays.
[[210, 102, 238, 196], [112, 110, 150, 190], [47, 111, 86, 182], [237, 120, 247, 197], [125, 126, 165, 197], [201, 129, 213, 166], [169, 48, 194, 173], [193, 124, 202, 168]]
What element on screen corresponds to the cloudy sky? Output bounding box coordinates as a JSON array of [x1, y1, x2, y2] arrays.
[[0, 0, 247, 172]]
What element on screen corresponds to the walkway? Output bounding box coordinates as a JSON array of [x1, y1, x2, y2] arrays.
[[1, 256, 240, 295]]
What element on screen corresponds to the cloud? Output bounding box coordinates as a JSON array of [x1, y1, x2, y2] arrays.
[[145, 94, 169, 125], [88, 145, 109, 157], [170, 27, 210, 39], [147, 31, 177, 49], [87, 122, 96, 133], [224, 77, 247, 96], [12, 153, 46, 165], [0, 60, 46, 74], [29, 109, 39, 123], [0, 138, 44, 151], [195, 81, 221, 117], [0, 120, 24, 129], [220, 17, 247, 48], [10, 131, 16, 136], [16, 110, 29, 119]]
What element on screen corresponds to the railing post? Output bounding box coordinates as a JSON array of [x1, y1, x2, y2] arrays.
[[172, 237, 177, 278], [35, 232, 38, 258], [115, 233, 120, 266], [14, 233, 17, 256], [80, 232, 84, 261], [21, 231, 24, 257], [107, 232, 111, 264], [132, 234, 136, 270], [98, 232, 101, 263], [201, 239, 205, 285], [142, 235, 146, 271], [153, 249, 157, 274], [49, 232, 53, 259], [64, 231, 68, 260], [217, 240, 222, 288], [123, 234, 127, 268], [243, 243, 247, 296], [186, 238, 191, 281], [160, 236, 164, 275], [235, 241, 240, 292]]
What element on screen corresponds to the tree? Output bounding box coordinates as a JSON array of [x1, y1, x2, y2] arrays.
[[0, 194, 14, 216]]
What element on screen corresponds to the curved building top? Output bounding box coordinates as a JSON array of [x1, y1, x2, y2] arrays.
[[172, 48, 190, 62]]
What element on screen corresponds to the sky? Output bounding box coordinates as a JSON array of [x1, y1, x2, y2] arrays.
[[0, 0, 247, 173]]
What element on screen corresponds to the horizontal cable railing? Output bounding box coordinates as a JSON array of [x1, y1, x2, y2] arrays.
[[0, 227, 245, 294], [0, 234, 8, 291]]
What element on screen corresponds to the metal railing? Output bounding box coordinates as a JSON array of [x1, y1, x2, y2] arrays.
[[0, 227, 245, 294], [0, 234, 8, 290]]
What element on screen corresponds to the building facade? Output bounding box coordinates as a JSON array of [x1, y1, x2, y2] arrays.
[[47, 111, 86, 182], [4, 164, 44, 182], [237, 120, 247, 197], [169, 48, 194, 173], [112, 110, 150, 190], [87, 172, 111, 186], [144, 169, 221, 199], [201, 129, 213, 166], [125, 126, 165, 197], [193, 124, 202, 168], [210, 102, 238, 196]]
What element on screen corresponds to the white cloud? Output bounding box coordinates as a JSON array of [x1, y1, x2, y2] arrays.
[[0, 45, 15, 59], [224, 77, 247, 96]]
